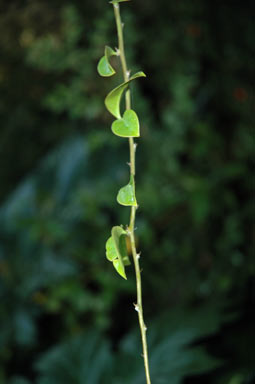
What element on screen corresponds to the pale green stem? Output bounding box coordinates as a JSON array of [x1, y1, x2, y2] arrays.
[[113, 3, 152, 384]]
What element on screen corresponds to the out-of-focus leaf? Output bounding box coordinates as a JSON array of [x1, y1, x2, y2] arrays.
[[13, 310, 36, 346], [9, 378, 31, 384], [114, 306, 222, 383], [36, 331, 113, 384], [35, 306, 222, 384]]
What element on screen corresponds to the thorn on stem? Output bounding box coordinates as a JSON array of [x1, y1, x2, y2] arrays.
[[133, 303, 140, 312], [136, 252, 141, 260]]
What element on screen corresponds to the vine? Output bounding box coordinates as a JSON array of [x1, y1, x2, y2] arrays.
[[97, 0, 151, 383]]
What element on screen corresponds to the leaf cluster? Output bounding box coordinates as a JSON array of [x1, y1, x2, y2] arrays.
[[97, 36, 146, 278], [0, 1, 253, 383]]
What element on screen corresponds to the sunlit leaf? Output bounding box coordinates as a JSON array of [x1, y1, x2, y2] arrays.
[[97, 46, 117, 77], [117, 175, 137, 206], [105, 71, 146, 119], [111, 109, 140, 138]]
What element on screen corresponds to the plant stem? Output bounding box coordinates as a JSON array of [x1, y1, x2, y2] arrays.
[[113, 4, 152, 384]]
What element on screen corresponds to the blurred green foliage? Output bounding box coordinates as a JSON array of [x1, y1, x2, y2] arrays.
[[0, 0, 254, 383], [35, 307, 222, 384]]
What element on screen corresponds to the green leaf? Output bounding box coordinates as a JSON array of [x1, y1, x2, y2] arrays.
[[110, 0, 130, 4], [111, 109, 140, 138], [97, 46, 117, 77], [105, 226, 130, 279], [123, 255, 131, 266], [117, 175, 137, 206], [112, 259, 126, 279], [105, 71, 146, 119], [111, 226, 127, 259], [105, 237, 117, 261]]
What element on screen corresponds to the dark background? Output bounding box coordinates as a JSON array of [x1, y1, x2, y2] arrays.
[[0, 0, 254, 383]]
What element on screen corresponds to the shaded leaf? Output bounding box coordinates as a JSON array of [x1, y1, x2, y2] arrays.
[[35, 306, 222, 384], [36, 331, 112, 384], [9, 378, 31, 384]]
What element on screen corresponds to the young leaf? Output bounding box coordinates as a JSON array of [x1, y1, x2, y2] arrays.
[[111, 109, 140, 138], [117, 175, 137, 206], [105, 71, 146, 119], [97, 46, 117, 77], [105, 226, 130, 279]]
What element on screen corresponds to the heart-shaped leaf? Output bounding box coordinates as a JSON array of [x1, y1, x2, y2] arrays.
[[111, 109, 140, 138], [97, 46, 117, 77], [105, 71, 146, 119], [117, 175, 137, 206], [105, 226, 130, 279]]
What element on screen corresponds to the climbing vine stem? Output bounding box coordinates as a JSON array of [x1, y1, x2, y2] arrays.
[[98, 1, 151, 381], [113, 3, 152, 383]]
